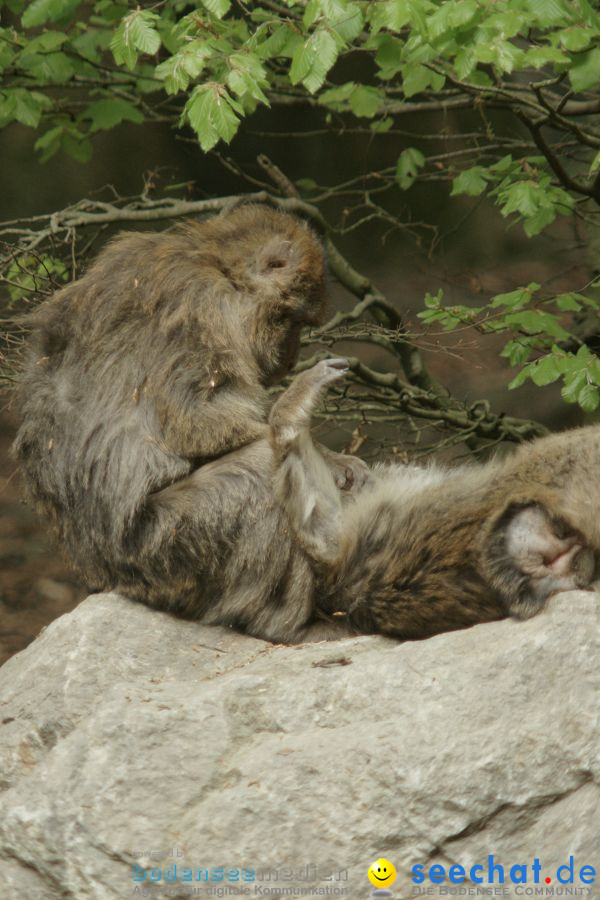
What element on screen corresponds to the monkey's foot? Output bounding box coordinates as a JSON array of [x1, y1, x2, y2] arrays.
[[269, 358, 349, 446], [320, 447, 371, 494]]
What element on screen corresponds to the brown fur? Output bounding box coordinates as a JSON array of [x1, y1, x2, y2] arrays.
[[17, 205, 589, 646], [12, 207, 366, 643], [269, 358, 599, 640]]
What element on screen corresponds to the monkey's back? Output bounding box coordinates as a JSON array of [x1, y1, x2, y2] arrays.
[[326, 460, 507, 637]]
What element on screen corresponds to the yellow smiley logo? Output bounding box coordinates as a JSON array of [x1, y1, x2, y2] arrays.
[[368, 858, 397, 889]]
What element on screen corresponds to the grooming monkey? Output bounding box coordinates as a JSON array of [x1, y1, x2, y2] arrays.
[[16, 203, 593, 645], [13, 206, 367, 643], [269, 358, 597, 639]]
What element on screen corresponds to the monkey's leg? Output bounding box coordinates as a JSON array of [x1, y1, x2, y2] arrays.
[[486, 503, 596, 619], [269, 359, 350, 565]]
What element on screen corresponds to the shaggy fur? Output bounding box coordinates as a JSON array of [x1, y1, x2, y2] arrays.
[[13, 206, 366, 643], [269, 359, 598, 640]]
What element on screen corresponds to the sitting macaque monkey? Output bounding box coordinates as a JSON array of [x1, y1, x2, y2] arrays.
[[269, 358, 598, 639], [13, 206, 367, 643]]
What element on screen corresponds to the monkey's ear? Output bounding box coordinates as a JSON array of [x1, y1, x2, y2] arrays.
[[256, 238, 294, 275]]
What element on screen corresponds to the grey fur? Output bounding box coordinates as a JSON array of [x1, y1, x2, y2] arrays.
[[12, 207, 366, 643], [269, 358, 599, 639]]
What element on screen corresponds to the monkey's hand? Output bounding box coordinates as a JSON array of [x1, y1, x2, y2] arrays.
[[270, 358, 349, 448], [318, 445, 371, 495]]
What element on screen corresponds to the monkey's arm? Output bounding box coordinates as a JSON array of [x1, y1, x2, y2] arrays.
[[269, 359, 351, 565], [155, 381, 270, 461]]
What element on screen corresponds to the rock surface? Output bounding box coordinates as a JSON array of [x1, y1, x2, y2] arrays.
[[0, 591, 599, 900]]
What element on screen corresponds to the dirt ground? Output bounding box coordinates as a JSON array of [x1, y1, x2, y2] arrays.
[[0, 409, 83, 665]]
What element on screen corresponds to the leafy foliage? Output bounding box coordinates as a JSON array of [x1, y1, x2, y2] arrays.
[[418, 285, 600, 413], [4, 253, 68, 302], [3, 0, 600, 413]]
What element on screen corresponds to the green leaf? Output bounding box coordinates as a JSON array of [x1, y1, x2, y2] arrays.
[[454, 47, 477, 80], [319, 81, 355, 110], [22, 0, 80, 27], [508, 364, 535, 390], [490, 285, 540, 309], [290, 39, 316, 85], [111, 10, 161, 69], [402, 63, 431, 98], [5, 89, 52, 127], [554, 293, 583, 312], [349, 84, 383, 117], [521, 207, 555, 237], [589, 357, 600, 384], [505, 309, 569, 340], [257, 24, 293, 60], [451, 167, 488, 197], [370, 117, 393, 133], [374, 35, 403, 79], [227, 53, 269, 104], [61, 126, 92, 162], [425, 0, 479, 40], [128, 10, 161, 55], [558, 27, 592, 52], [499, 181, 539, 218], [228, 69, 269, 105], [33, 124, 63, 161], [201, 0, 231, 18], [212, 94, 239, 142], [477, 39, 524, 74], [449, 0, 479, 28], [466, 69, 493, 87], [501, 339, 533, 366], [303, 30, 339, 94], [368, 0, 411, 33], [185, 87, 219, 151], [110, 22, 137, 69], [423, 289, 444, 309], [577, 382, 600, 413], [569, 48, 600, 92], [184, 85, 240, 151], [155, 42, 212, 94], [529, 354, 561, 386], [526, 45, 569, 68], [303, 0, 320, 29], [19, 50, 74, 83], [84, 98, 144, 132], [525, 0, 570, 26], [4, 253, 67, 302], [19, 31, 68, 54], [71, 27, 111, 62], [330, 3, 363, 42], [490, 155, 515, 174], [396, 147, 425, 190]]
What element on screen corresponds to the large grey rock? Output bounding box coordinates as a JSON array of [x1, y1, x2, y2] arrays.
[[0, 591, 599, 900]]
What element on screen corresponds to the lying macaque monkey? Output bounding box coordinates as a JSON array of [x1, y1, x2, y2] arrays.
[[269, 358, 597, 639]]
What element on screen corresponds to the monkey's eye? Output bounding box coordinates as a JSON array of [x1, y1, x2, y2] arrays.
[[266, 258, 287, 270]]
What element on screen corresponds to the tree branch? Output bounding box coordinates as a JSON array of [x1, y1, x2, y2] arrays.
[[0, 178, 549, 450]]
